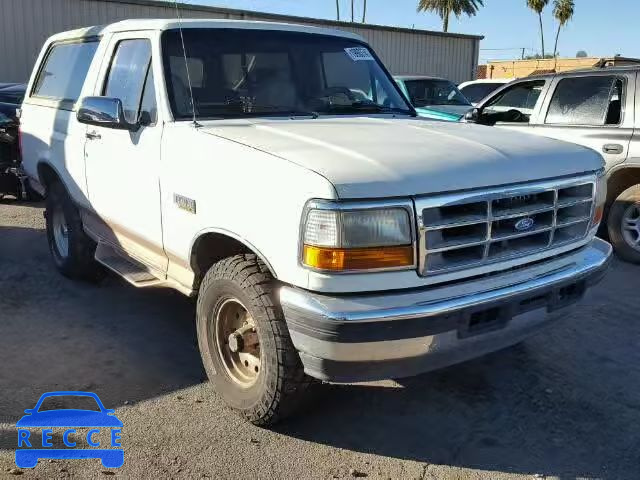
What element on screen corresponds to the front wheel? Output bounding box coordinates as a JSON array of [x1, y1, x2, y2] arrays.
[[196, 254, 314, 426], [607, 184, 640, 264]]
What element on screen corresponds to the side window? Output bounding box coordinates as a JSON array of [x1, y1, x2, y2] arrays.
[[139, 67, 157, 125], [485, 81, 545, 115], [545, 76, 623, 126], [32, 41, 99, 103], [104, 39, 152, 124]]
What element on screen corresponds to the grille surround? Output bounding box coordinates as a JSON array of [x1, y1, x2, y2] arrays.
[[416, 174, 597, 276]]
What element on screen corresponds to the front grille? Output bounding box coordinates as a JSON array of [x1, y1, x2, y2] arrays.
[[416, 175, 596, 276]]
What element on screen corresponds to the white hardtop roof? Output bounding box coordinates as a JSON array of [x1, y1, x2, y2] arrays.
[[47, 18, 365, 43]]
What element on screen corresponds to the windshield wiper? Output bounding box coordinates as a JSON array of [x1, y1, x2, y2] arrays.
[[249, 105, 319, 119], [325, 102, 414, 116]]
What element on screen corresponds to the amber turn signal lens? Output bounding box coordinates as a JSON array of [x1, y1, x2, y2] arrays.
[[592, 205, 604, 226], [302, 245, 414, 271]]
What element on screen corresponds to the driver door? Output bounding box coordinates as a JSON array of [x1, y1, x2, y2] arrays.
[[83, 33, 167, 274], [479, 79, 549, 133]]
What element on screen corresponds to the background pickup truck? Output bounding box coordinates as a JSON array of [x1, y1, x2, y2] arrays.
[[20, 19, 611, 426], [466, 67, 640, 263]]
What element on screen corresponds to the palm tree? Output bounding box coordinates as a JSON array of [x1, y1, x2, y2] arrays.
[[417, 0, 484, 33], [527, 0, 550, 57], [362, 0, 367, 22], [336, 0, 340, 20], [553, 0, 574, 57]]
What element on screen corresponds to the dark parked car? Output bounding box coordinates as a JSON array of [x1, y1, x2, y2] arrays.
[[0, 83, 25, 117], [0, 83, 36, 200], [0, 111, 21, 198]]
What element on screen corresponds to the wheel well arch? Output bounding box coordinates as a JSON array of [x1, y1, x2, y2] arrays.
[[606, 166, 640, 207], [189, 231, 277, 286], [37, 162, 62, 190]]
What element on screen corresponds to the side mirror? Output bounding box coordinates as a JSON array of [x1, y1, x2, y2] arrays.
[[23, 409, 34, 414], [77, 96, 138, 131], [464, 108, 480, 123]]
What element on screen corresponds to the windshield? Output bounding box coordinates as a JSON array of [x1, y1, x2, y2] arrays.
[[458, 82, 504, 104], [403, 79, 470, 108], [162, 29, 413, 120]]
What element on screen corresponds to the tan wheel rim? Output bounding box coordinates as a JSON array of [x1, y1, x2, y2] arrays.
[[51, 204, 69, 258], [214, 297, 261, 388]]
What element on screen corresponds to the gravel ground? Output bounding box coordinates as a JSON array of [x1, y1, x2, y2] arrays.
[[1, 200, 639, 480]]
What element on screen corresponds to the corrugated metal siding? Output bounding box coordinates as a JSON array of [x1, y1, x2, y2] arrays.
[[0, 0, 481, 83]]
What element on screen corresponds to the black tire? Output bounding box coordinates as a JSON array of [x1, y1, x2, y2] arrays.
[[22, 178, 44, 202], [607, 184, 640, 263], [45, 181, 104, 281], [196, 254, 314, 426]]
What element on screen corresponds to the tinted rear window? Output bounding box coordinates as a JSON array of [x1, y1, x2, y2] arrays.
[[32, 40, 99, 103]]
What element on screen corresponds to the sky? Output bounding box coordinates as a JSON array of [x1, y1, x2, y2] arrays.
[[165, 0, 639, 63]]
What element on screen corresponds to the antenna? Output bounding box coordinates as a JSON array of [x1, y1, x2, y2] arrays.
[[172, 0, 199, 127]]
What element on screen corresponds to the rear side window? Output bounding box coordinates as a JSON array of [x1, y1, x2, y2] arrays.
[[32, 41, 99, 103], [103, 39, 152, 124], [546, 76, 624, 126], [459, 83, 504, 104]]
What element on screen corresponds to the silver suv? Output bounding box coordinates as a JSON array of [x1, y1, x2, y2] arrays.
[[467, 67, 640, 263]]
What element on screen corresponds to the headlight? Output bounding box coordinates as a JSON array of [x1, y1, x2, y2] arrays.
[[592, 170, 607, 227], [301, 202, 415, 272]]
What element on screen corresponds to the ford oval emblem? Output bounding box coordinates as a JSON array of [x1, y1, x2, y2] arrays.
[[515, 217, 535, 232]]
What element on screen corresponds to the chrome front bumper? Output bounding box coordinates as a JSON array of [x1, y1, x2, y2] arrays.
[[280, 238, 612, 382]]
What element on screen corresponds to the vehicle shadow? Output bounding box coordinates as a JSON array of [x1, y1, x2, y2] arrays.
[[0, 223, 205, 427], [278, 338, 639, 479], [1, 222, 638, 479]]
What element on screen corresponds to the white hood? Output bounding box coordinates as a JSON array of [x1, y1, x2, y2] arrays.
[[201, 117, 604, 198]]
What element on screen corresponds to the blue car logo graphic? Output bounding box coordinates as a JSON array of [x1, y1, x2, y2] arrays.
[[15, 391, 123, 469]]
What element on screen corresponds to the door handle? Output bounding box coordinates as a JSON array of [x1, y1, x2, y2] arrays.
[[603, 143, 623, 154], [86, 131, 101, 140]]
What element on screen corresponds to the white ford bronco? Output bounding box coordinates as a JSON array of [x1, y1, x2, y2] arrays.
[[21, 20, 612, 425]]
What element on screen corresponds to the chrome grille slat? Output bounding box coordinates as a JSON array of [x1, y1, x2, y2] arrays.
[[556, 216, 591, 227], [427, 239, 489, 254], [557, 198, 592, 208], [483, 200, 492, 259], [423, 217, 486, 230], [492, 206, 554, 220], [491, 226, 553, 241], [417, 175, 596, 276]]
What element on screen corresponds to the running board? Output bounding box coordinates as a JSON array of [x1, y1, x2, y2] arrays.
[[95, 242, 165, 288]]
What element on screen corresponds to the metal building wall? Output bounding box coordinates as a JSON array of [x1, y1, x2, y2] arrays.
[[0, 0, 482, 84]]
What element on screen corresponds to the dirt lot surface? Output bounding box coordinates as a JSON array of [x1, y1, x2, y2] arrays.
[[1, 200, 639, 480]]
